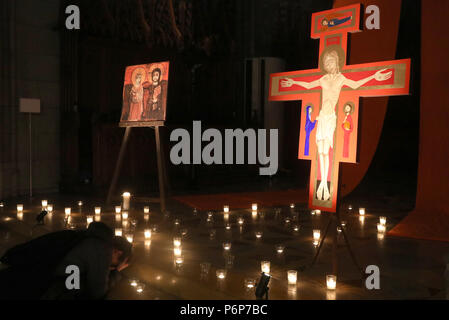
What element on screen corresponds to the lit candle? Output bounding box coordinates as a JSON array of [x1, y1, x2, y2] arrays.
[[173, 237, 181, 247], [122, 192, 131, 210], [175, 256, 184, 266], [252, 203, 258, 211], [276, 245, 285, 254], [313, 229, 321, 246], [65, 207, 71, 216], [311, 210, 316, 216], [348, 204, 353, 211], [130, 279, 138, 287], [216, 269, 227, 280], [17, 204, 23, 212], [115, 206, 121, 214], [126, 233, 134, 243], [377, 223, 386, 233], [238, 217, 244, 225], [78, 201, 83, 207], [136, 285, 144, 293], [326, 275, 337, 290], [261, 261, 271, 274], [115, 228, 123, 236], [290, 203, 295, 209], [174, 219, 180, 226], [144, 229, 152, 239], [287, 270, 297, 285], [223, 242, 232, 251], [0, 202, 4, 207], [377, 233, 385, 240], [174, 247, 182, 256], [379, 216, 387, 226], [245, 278, 256, 289], [337, 226, 342, 233], [341, 220, 346, 227], [41, 200, 48, 208], [285, 217, 291, 224], [255, 231, 263, 239], [225, 223, 231, 230], [144, 206, 150, 214], [359, 208, 366, 216], [181, 229, 188, 237], [208, 212, 213, 218], [223, 205, 229, 213], [86, 215, 93, 226], [293, 225, 300, 232], [315, 209, 321, 215], [122, 211, 129, 220], [47, 204, 53, 213], [94, 207, 101, 215]]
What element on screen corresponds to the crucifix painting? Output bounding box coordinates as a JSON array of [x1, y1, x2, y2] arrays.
[[269, 4, 411, 212], [120, 61, 170, 127]]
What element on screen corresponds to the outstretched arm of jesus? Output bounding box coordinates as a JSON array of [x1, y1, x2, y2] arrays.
[[280, 78, 321, 90], [343, 68, 392, 89]]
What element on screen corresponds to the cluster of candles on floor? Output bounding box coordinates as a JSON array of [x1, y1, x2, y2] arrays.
[[7, 198, 391, 295]]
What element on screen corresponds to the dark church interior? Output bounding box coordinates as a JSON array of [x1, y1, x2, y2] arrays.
[[0, 0, 448, 303]]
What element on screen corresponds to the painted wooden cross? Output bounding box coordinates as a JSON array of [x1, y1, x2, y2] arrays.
[[269, 4, 410, 212]]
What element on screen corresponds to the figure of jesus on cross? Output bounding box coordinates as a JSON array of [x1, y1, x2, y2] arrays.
[[269, 4, 410, 212]]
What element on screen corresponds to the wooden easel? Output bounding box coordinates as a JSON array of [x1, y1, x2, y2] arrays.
[[106, 121, 169, 213]]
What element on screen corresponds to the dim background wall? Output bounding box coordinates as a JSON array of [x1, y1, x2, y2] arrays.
[[0, 0, 60, 198]]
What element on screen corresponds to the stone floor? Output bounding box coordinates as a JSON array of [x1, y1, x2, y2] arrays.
[[0, 193, 448, 300]]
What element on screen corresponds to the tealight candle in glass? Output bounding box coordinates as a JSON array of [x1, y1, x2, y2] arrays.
[[115, 206, 121, 214], [144, 229, 152, 239], [174, 247, 182, 256], [285, 217, 291, 224], [252, 203, 258, 211], [130, 279, 138, 287], [311, 210, 316, 216], [348, 204, 353, 211], [175, 256, 184, 267], [276, 245, 285, 254], [290, 203, 295, 209], [115, 228, 123, 236], [65, 207, 71, 216], [313, 229, 321, 241], [244, 278, 256, 290], [223, 206, 229, 213], [255, 231, 263, 239], [78, 201, 83, 207], [237, 217, 244, 225], [287, 270, 297, 285], [125, 233, 134, 243], [47, 204, 53, 213], [86, 215, 93, 226], [122, 211, 129, 220], [261, 261, 271, 274], [359, 208, 366, 216], [144, 206, 150, 214], [173, 237, 181, 248], [223, 242, 232, 251], [379, 216, 387, 226], [216, 269, 227, 280], [41, 200, 48, 208], [377, 223, 386, 233], [136, 285, 144, 293], [94, 207, 101, 215], [181, 229, 188, 237], [315, 209, 321, 216], [17, 204, 24, 212], [225, 223, 231, 230], [293, 225, 300, 232], [326, 275, 337, 290]]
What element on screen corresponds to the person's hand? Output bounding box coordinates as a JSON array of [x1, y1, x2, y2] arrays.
[[280, 78, 295, 88], [374, 68, 392, 81], [116, 257, 130, 272]]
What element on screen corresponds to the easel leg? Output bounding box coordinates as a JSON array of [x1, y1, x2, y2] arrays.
[[337, 215, 365, 277], [106, 127, 132, 205], [155, 126, 166, 213], [159, 127, 171, 195]]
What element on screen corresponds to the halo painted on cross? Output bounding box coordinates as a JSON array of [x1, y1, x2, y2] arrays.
[[319, 44, 346, 73], [342, 101, 355, 114]]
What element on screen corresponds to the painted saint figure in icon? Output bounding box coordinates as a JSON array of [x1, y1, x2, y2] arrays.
[[143, 67, 168, 120], [342, 103, 354, 158], [281, 48, 392, 201], [304, 105, 317, 156], [123, 67, 145, 121]]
